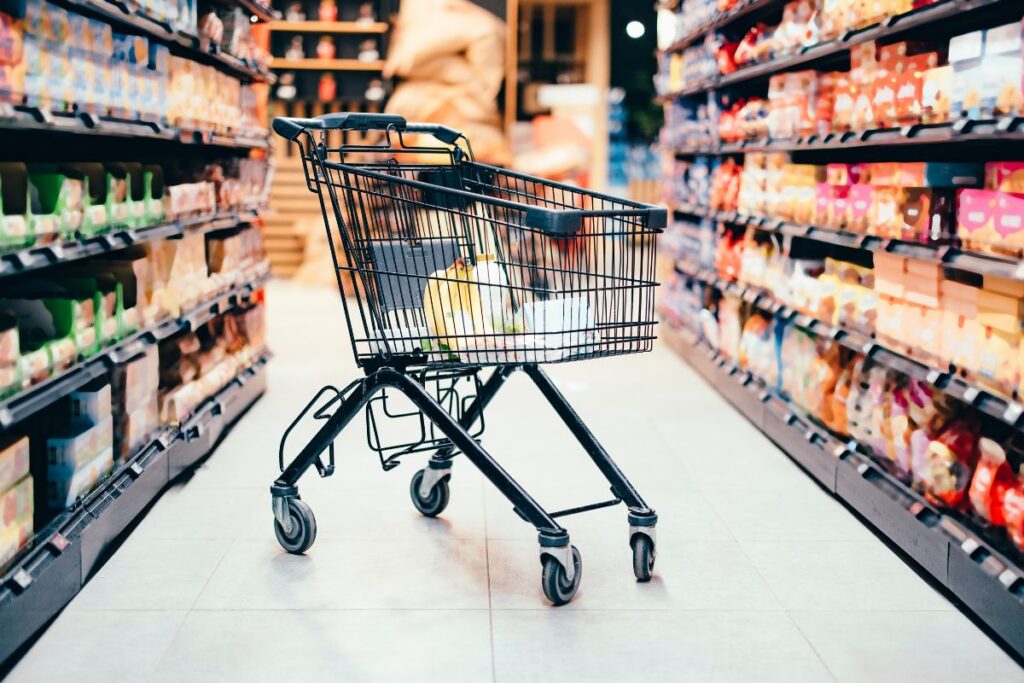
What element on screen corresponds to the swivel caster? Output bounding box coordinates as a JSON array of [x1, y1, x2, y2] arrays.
[[273, 498, 317, 554], [541, 545, 582, 606], [410, 467, 450, 517], [631, 533, 656, 582]]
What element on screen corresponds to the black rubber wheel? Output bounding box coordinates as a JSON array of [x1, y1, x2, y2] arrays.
[[274, 498, 317, 554], [410, 469, 450, 517], [541, 545, 582, 606], [631, 534, 655, 582]]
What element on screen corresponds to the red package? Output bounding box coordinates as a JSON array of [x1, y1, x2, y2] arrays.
[[919, 418, 981, 509], [717, 42, 739, 75], [1003, 473, 1024, 551], [968, 438, 1014, 526]]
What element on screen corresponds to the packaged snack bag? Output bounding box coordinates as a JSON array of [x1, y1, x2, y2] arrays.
[[968, 438, 1013, 526], [827, 360, 855, 436], [1002, 468, 1024, 551], [918, 417, 981, 509], [887, 381, 912, 477]]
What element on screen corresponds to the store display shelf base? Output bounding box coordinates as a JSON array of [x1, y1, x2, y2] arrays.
[[663, 325, 1024, 659], [0, 354, 269, 668]]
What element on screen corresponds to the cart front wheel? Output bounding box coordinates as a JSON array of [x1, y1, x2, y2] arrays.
[[410, 469, 450, 517], [631, 534, 655, 582], [274, 498, 317, 554], [541, 546, 582, 605]]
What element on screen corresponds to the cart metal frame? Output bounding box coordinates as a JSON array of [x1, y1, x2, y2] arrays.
[[269, 113, 664, 604]]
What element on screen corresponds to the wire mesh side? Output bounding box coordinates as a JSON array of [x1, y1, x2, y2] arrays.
[[300, 138, 660, 368]]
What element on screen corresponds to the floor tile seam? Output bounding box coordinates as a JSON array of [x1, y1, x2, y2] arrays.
[[785, 609, 842, 683], [149, 536, 237, 672]]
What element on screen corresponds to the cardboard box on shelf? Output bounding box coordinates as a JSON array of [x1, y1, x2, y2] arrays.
[[0, 514, 32, 569], [0, 435, 28, 493], [47, 446, 112, 509], [112, 347, 159, 414], [1, 474, 32, 526], [46, 415, 113, 469], [68, 381, 111, 428]]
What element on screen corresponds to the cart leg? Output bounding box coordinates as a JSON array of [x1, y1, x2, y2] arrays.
[[271, 376, 380, 554], [379, 368, 580, 601], [416, 366, 518, 502], [521, 364, 658, 580]]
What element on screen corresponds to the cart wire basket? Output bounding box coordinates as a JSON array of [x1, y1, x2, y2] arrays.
[[270, 113, 665, 604]]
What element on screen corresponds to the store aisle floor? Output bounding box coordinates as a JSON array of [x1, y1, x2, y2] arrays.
[[9, 282, 1023, 682]]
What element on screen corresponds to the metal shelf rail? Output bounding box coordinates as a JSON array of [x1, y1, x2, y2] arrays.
[[0, 209, 261, 280], [670, 204, 1024, 281], [0, 269, 269, 431]]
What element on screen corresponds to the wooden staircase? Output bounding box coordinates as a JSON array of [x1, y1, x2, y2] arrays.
[[265, 158, 319, 278]]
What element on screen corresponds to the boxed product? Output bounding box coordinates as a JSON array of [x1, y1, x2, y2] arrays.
[[0, 435, 28, 493], [113, 347, 159, 413], [0, 515, 32, 569], [980, 22, 1023, 118], [46, 415, 113, 469], [47, 446, 112, 509], [69, 381, 111, 428], [920, 65, 953, 123], [949, 30, 985, 119], [986, 162, 1024, 193], [1, 474, 32, 526], [116, 395, 158, 461], [957, 189, 1001, 251], [994, 192, 1024, 256], [942, 279, 979, 371]]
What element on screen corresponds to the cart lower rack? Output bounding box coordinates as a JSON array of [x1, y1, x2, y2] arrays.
[[269, 112, 666, 604]]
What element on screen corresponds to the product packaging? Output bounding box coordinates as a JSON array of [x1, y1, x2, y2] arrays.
[[0, 435, 29, 493]]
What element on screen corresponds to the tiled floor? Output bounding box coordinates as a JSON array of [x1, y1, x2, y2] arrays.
[[8, 282, 1023, 682]]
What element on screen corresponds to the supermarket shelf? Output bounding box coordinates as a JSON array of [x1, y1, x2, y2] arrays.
[[670, 117, 1024, 155], [0, 208, 262, 280], [0, 105, 270, 149], [659, 0, 779, 54], [672, 204, 1024, 281], [226, 0, 279, 22], [269, 58, 386, 71], [663, 323, 1024, 657], [268, 20, 390, 33], [50, 0, 273, 83], [0, 353, 269, 667], [656, 0, 1013, 100], [0, 269, 270, 432], [675, 263, 1024, 430]]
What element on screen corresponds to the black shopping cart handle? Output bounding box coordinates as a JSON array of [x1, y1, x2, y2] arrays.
[[272, 113, 463, 145]]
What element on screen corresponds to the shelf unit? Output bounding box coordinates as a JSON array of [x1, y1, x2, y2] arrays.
[[0, 0, 277, 667], [0, 105, 270, 149], [671, 204, 1024, 281], [268, 20, 389, 32], [659, 0, 1024, 660], [656, 0, 1016, 101], [269, 57, 385, 70], [662, 323, 1024, 657], [51, 0, 275, 84], [0, 209, 261, 280]]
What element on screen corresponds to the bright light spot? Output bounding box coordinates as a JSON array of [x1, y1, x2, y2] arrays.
[[626, 20, 645, 39]]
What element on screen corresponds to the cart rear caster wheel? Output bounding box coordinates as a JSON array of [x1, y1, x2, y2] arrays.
[[410, 469, 450, 517], [541, 545, 582, 605], [631, 534, 655, 582], [274, 498, 317, 554]]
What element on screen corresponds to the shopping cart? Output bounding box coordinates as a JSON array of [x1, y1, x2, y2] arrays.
[[270, 113, 665, 604]]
